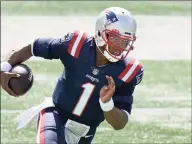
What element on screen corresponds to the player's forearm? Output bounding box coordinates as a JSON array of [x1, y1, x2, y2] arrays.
[[104, 107, 128, 130], [6, 44, 32, 66]]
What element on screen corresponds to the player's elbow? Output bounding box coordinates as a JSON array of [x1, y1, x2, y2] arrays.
[[108, 117, 128, 130], [113, 125, 125, 130], [111, 123, 127, 130]]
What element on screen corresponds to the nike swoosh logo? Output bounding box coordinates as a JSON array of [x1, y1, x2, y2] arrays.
[[85, 135, 93, 138]]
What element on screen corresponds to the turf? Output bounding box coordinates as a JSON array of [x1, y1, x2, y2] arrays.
[[1, 113, 191, 143], [1, 1, 191, 16], [1, 60, 191, 143]]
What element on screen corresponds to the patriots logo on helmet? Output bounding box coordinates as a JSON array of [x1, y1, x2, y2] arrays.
[[105, 10, 119, 25]]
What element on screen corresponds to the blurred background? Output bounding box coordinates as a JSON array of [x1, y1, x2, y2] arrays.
[[1, 1, 191, 60], [1, 1, 191, 144]]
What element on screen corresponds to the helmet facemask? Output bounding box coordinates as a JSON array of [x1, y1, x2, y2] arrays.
[[96, 29, 136, 62]]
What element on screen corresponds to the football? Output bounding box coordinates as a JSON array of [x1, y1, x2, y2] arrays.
[[8, 64, 34, 96]]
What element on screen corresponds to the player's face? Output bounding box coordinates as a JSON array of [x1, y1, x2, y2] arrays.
[[105, 30, 135, 58], [107, 34, 131, 56]]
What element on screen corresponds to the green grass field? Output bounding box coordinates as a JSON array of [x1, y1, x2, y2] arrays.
[[1, 1, 191, 15], [1, 60, 191, 143]]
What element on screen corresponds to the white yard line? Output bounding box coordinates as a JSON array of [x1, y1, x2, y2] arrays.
[[131, 108, 191, 130], [152, 96, 191, 101], [97, 127, 112, 132], [34, 74, 58, 81]]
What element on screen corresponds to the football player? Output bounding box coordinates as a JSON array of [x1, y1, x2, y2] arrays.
[[1, 7, 144, 144]]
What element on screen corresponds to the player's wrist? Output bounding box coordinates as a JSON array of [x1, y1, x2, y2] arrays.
[[99, 98, 114, 112], [1, 61, 12, 72]]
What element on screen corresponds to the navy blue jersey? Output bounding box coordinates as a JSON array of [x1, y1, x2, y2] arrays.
[[32, 31, 144, 128]]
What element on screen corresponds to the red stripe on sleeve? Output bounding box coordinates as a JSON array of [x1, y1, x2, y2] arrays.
[[67, 30, 79, 54], [118, 59, 136, 79], [74, 32, 87, 58], [125, 63, 142, 83]]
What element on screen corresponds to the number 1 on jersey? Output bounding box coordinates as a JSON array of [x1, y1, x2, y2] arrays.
[[72, 82, 96, 116]]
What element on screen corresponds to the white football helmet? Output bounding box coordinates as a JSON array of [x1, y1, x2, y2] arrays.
[[94, 7, 137, 62]]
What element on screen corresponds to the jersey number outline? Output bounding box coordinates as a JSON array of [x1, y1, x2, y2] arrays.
[[72, 82, 96, 116]]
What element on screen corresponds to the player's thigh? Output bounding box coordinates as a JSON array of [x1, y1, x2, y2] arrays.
[[36, 107, 65, 144]]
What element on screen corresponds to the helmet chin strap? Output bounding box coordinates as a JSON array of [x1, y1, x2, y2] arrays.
[[103, 44, 121, 62], [103, 50, 119, 62]]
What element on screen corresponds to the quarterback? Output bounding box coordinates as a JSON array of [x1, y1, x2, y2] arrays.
[[1, 7, 144, 144]]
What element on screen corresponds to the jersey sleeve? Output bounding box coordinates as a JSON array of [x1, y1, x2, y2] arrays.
[[32, 33, 71, 59], [114, 63, 144, 114], [130, 65, 144, 86], [113, 84, 135, 114], [118, 58, 144, 85], [32, 31, 87, 59]]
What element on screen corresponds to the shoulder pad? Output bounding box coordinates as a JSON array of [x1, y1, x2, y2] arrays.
[[118, 57, 143, 84], [67, 30, 87, 58]]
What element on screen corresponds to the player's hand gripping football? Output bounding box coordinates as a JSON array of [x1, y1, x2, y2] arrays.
[[0, 71, 20, 96], [100, 75, 116, 103]]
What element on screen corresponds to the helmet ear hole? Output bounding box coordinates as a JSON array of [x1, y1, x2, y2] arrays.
[[98, 31, 101, 36]]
